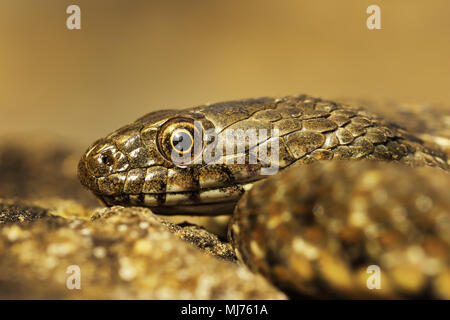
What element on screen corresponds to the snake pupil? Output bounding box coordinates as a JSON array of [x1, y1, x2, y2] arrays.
[[171, 130, 193, 153]]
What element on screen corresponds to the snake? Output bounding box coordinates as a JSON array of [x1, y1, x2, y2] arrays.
[[78, 94, 450, 299]]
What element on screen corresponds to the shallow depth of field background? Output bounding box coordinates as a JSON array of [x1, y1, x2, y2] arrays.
[[1, 0, 449, 144]]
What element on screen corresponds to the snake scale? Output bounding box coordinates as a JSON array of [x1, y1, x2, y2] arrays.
[[78, 95, 450, 299]]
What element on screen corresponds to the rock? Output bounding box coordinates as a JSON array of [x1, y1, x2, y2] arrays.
[[160, 219, 236, 262], [230, 161, 450, 299], [0, 201, 285, 299]]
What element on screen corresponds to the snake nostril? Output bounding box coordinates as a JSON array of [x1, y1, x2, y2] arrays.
[[101, 154, 115, 166]]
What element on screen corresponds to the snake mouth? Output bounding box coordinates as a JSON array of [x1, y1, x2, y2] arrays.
[[146, 202, 238, 215], [96, 181, 255, 215], [79, 149, 262, 215], [78, 147, 262, 215]]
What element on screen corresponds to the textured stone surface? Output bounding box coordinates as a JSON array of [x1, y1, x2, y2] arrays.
[[230, 161, 450, 299], [0, 201, 285, 299]]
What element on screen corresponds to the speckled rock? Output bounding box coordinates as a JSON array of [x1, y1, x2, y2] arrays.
[[160, 218, 235, 261], [230, 161, 450, 299], [0, 201, 285, 299]]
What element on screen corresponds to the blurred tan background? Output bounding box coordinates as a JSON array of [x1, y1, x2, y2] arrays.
[[1, 0, 449, 144]]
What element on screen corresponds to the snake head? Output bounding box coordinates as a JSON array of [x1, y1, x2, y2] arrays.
[[78, 109, 179, 206], [78, 109, 256, 214], [78, 99, 285, 215]]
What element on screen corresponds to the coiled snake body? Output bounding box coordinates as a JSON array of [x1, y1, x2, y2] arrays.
[[78, 95, 450, 298]]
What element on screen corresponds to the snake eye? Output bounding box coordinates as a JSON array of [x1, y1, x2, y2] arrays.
[[170, 129, 194, 154], [157, 116, 205, 164]]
